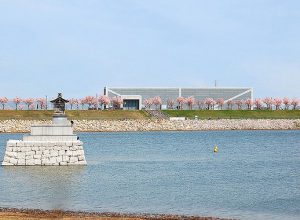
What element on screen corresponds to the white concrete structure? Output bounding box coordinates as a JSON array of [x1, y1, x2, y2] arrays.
[[1, 93, 87, 166], [104, 86, 253, 110]]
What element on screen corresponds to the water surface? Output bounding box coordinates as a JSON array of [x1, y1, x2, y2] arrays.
[[0, 131, 299, 220]]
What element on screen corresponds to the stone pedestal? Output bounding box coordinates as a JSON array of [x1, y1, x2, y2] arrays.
[[2, 113, 87, 166]]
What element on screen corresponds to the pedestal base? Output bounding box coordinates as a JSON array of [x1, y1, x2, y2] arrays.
[[2, 140, 87, 166]]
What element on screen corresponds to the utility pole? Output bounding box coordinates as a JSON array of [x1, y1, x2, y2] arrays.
[[46, 95, 48, 110], [214, 80, 217, 87]]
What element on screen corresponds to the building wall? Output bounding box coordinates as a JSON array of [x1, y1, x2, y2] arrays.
[[105, 87, 253, 109]]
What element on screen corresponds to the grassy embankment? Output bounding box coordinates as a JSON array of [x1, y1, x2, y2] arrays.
[[0, 110, 299, 120], [162, 110, 300, 119], [0, 110, 150, 120]]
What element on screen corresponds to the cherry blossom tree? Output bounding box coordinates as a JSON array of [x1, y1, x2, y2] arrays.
[[37, 98, 46, 110], [216, 98, 224, 110], [29, 103, 35, 110], [196, 100, 205, 110], [176, 97, 186, 110], [254, 98, 262, 110], [143, 98, 153, 110], [186, 96, 195, 110], [18, 105, 24, 110], [262, 97, 273, 110], [291, 98, 299, 110], [283, 97, 290, 110], [235, 100, 244, 110], [152, 96, 162, 110], [226, 100, 234, 110], [80, 98, 86, 109], [23, 98, 35, 110], [245, 99, 253, 110], [167, 98, 174, 109], [84, 96, 96, 109], [273, 98, 282, 110], [99, 95, 110, 109], [204, 98, 214, 110], [69, 98, 78, 110], [0, 97, 8, 110], [13, 97, 22, 110], [112, 96, 123, 109]]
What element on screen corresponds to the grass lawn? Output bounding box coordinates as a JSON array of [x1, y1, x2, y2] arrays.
[[0, 110, 150, 120], [162, 110, 300, 119]]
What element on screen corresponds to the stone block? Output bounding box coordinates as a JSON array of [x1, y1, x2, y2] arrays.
[[25, 151, 35, 156], [34, 159, 41, 165], [66, 150, 73, 156], [50, 150, 58, 157], [69, 157, 78, 163], [78, 155, 85, 161], [62, 155, 69, 162], [56, 156, 63, 163], [50, 157, 57, 164], [17, 159, 26, 165], [59, 162, 68, 165], [9, 158, 18, 165], [2, 161, 13, 166], [25, 155, 34, 160], [77, 160, 87, 165], [3, 155, 10, 163], [18, 152, 26, 159], [6, 151, 17, 158], [43, 150, 50, 155], [35, 150, 42, 155], [26, 159, 35, 165], [33, 154, 41, 159]]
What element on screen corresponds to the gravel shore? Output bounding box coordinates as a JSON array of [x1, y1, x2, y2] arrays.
[[0, 208, 232, 220], [0, 119, 299, 133]]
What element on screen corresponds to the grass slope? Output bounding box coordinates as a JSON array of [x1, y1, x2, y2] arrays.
[[0, 110, 150, 120], [163, 110, 300, 119]]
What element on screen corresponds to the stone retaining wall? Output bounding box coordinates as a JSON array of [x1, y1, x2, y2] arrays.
[[0, 119, 299, 133], [2, 140, 86, 166]]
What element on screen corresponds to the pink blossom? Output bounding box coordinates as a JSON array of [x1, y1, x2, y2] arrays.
[[273, 98, 282, 110], [167, 99, 175, 109], [152, 96, 162, 110], [204, 98, 214, 110], [18, 105, 24, 110], [226, 100, 234, 110], [245, 99, 253, 110], [112, 96, 123, 109], [291, 98, 299, 110], [283, 97, 290, 110], [0, 97, 8, 110], [143, 98, 153, 109], [99, 95, 110, 109], [196, 100, 205, 110], [37, 98, 46, 110], [216, 98, 224, 110], [69, 98, 78, 110], [176, 97, 186, 110], [29, 103, 35, 110], [13, 97, 22, 110], [186, 96, 195, 110], [83, 96, 97, 109], [254, 98, 262, 110], [262, 97, 274, 110], [23, 98, 35, 110], [235, 100, 244, 110]]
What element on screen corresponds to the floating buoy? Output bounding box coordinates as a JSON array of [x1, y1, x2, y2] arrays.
[[214, 146, 218, 153]]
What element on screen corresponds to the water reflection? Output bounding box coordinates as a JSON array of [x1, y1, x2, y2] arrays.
[[1, 166, 85, 210]]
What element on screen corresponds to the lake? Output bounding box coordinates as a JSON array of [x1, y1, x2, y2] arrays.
[[0, 131, 299, 220]]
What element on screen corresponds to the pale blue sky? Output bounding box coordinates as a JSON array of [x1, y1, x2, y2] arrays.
[[0, 0, 299, 99]]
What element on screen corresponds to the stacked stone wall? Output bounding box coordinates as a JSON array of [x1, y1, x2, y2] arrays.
[[2, 140, 86, 166]]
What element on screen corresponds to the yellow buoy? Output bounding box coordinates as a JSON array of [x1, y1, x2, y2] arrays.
[[214, 146, 218, 153]]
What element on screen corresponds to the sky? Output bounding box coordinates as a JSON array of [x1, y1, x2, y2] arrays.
[[0, 0, 299, 99]]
